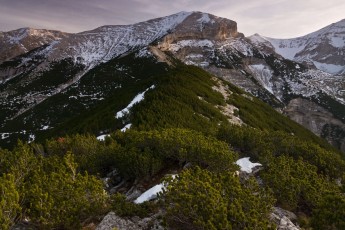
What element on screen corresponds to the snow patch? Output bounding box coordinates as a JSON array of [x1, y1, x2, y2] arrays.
[[197, 13, 215, 24], [134, 184, 164, 204], [0, 133, 10, 140], [121, 124, 132, 132], [97, 134, 110, 141], [28, 134, 36, 143], [134, 175, 177, 204], [226, 38, 254, 56], [185, 60, 209, 67], [298, 69, 345, 104], [248, 64, 274, 94], [236, 157, 262, 173], [268, 38, 306, 60], [251, 20, 345, 75], [249, 34, 271, 45], [8, 28, 29, 44], [169, 39, 214, 52], [186, 53, 204, 59], [330, 36, 345, 48], [313, 61, 345, 75], [41, 125, 50, 130], [136, 48, 152, 58], [115, 85, 155, 119]]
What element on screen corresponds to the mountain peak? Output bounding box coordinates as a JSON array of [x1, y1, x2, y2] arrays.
[[328, 18, 345, 28], [158, 11, 241, 49], [0, 27, 68, 63]]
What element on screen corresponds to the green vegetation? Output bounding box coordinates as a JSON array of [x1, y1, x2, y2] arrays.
[[2, 125, 344, 229], [44, 128, 238, 179], [0, 173, 21, 229], [1, 56, 344, 229], [163, 167, 275, 230], [217, 125, 345, 177], [227, 89, 333, 150], [217, 125, 345, 229], [311, 193, 345, 230], [0, 128, 238, 229], [0, 142, 108, 229], [131, 65, 228, 135], [261, 155, 340, 211], [111, 193, 156, 218]]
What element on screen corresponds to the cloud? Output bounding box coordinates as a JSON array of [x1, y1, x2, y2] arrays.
[[0, 0, 344, 38]]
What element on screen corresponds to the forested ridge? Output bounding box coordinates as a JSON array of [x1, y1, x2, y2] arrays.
[[1, 62, 345, 229]]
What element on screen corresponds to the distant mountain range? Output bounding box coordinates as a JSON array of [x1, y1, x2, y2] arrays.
[[0, 11, 344, 152], [250, 19, 345, 75]]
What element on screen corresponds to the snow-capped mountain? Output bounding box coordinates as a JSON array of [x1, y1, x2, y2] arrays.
[[0, 11, 242, 121], [249, 19, 345, 75], [0, 28, 69, 63], [0, 11, 345, 152], [44, 12, 195, 68]]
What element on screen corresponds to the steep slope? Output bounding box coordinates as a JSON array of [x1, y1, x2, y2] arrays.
[[45, 11, 193, 68], [0, 51, 168, 148], [0, 28, 69, 63], [149, 13, 345, 152], [0, 12, 192, 124], [249, 18, 345, 75], [246, 20, 345, 151]]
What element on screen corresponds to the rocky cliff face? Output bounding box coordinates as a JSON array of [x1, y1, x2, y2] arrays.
[[159, 12, 242, 50], [284, 98, 345, 152]]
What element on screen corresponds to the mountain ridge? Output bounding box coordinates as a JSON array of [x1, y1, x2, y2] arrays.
[[0, 11, 345, 152], [0, 27, 69, 63]]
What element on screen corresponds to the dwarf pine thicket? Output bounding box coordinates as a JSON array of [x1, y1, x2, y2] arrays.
[[1, 64, 345, 229]]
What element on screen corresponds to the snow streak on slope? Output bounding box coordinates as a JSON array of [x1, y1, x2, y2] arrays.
[[45, 12, 192, 67], [134, 184, 164, 204], [116, 85, 155, 119], [313, 61, 345, 75], [248, 64, 274, 94], [121, 124, 132, 132], [96, 124, 132, 141]]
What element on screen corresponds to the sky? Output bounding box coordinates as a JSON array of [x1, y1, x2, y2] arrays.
[[0, 0, 344, 38]]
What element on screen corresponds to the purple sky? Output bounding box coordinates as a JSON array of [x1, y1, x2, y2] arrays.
[[0, 0, 344, 38]]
